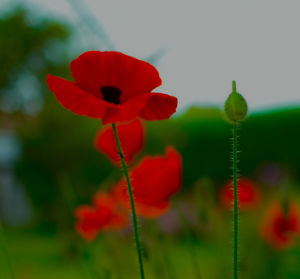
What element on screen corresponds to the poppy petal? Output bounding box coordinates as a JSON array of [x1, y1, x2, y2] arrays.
[[101, 95, 146, 124], [94, 119, 145, 165], [74, 206, 102, 241], [140, 93, 178, 121], [114, 147, 182, 218], [130, 147, 182, 203], [74, 205, 94, 219], [47, 75, 110, 118], [76, 221, 100, 241], [220, 178, 261, 210], [261, 201, 300, 249], [102, 93, 177, 124], [70, 51, 162, 101]]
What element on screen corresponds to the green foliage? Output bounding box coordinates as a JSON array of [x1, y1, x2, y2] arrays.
[[0, 7, 70, 114]]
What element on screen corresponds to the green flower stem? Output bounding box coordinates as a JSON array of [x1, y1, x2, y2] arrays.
[[232, 80, 237, 93], [225, 80, 247, 279], [232, 122, 238, 279], [0, 221, 15, 279], [112, 123, 145, 279]]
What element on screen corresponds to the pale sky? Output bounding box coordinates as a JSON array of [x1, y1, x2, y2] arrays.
[[4, 0, 300, 112]]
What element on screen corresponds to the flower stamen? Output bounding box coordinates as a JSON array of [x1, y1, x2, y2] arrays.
[[101, 86, 122, 104]]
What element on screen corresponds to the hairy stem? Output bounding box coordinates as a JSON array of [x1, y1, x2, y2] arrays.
[[232, 122, 238, 279], [112, 123, 145, 279]]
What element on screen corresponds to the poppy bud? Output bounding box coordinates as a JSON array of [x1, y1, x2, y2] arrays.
[[224, 81, 248, 122]]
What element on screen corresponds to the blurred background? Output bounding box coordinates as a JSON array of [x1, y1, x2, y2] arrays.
[[1, 0, 300, 278]]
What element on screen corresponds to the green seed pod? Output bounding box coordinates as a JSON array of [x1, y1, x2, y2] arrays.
[[224, 81, 248, 122]]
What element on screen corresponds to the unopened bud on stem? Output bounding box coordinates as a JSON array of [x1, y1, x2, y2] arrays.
[[225, 81, 248, 122]]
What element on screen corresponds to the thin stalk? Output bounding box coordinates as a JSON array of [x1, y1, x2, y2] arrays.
[[0, 221, 16, 279], [232, 122, 238, 279], [112, 123, 145, 279]]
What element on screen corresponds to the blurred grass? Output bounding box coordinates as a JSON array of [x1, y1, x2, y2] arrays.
[[2, 208, 300, 279], [3, 229, 224, 279]]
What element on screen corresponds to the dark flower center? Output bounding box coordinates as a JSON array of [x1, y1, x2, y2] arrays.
[[101, 86, 122, 105]]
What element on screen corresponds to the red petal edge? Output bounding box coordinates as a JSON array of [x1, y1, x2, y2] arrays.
[[140, 93, 178, 121], [47, 75, 109, 118], [70, 51, 162, 101]]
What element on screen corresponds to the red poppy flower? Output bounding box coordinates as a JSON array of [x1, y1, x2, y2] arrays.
[[94, 119, 144, 165], [261, 201, 300, 249], [74, 192, 128, 241], [114, 147, 182, 218], [220, 178, 261, 210], [47, 51, 177, 124]]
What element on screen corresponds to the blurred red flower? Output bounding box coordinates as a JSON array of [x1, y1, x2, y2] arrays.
[[220, 178, 261, 210], [95, 119, 144, 165], [74, 192, 128, 241], [114, 147, 182, 218], [47, 51, 177, 124], [261, 200, 300, 249]]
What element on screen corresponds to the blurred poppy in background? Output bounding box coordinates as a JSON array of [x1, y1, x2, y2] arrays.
[[220, 178, 262, 210], [94, 119, 145, 165], [74, 192, 128, 241], [114, 147, 182, 218], [47, 51, 177, 124], [261, 200, 300, 249]]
